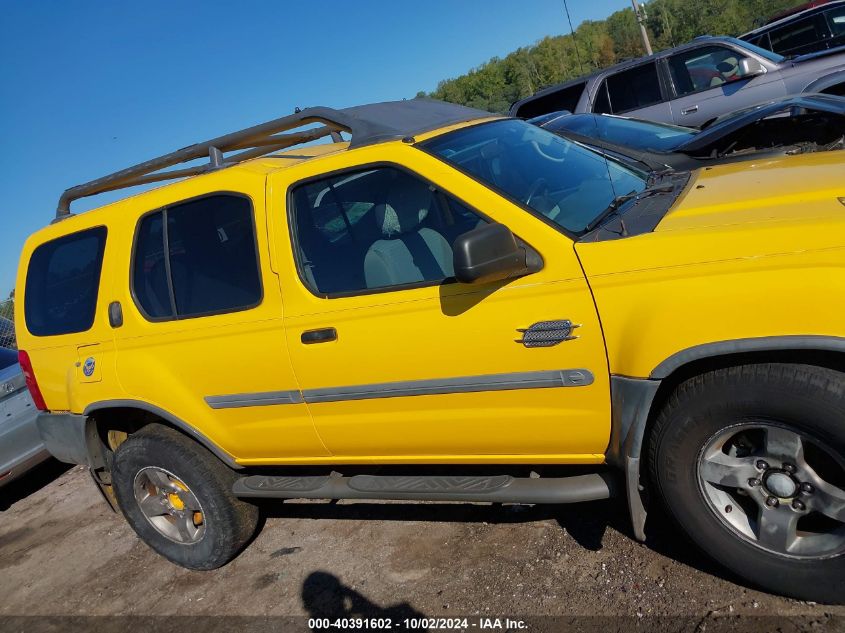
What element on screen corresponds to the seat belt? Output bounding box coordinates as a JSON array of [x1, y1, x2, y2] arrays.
[[399, 232, 446, 281]]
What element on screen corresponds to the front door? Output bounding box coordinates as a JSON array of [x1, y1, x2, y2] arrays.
[[270, 147, 610, 463], [666, 45, 786, 126]]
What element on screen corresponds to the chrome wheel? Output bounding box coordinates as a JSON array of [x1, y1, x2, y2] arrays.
[[133, 467, 206, 544], [697, 422, 845, 559]]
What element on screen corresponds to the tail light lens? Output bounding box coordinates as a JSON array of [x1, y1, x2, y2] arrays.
[[17, 350, 48, 411]]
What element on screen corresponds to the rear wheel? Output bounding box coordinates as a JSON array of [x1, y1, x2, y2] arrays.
[[649, 363, 845, 603], [112, 424, 258, 570]]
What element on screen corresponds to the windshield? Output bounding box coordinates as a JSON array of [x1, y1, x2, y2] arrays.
[[543, 114, 696, 152], [728, 37, 786, 62], [421, 119, 648, 235]]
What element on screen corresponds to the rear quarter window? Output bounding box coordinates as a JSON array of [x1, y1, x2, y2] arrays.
[[24, 226, 107, 337]]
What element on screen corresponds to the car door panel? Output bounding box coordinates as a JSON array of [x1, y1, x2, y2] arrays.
[[667, 45, 787, 126], [269, 145, 611, 463], [112, 176, 328, 463]]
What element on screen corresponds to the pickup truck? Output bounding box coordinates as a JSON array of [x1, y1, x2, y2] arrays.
[[510, 36, 845, 127]]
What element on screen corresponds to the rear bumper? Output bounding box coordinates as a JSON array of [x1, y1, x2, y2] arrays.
[[35, 412, 93, 466]]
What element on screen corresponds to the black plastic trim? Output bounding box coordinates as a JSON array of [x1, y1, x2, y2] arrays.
[[650, 335, 845, 379], [82, 399, 242, 469], [205, 390, 304, 409], [234, 471, 616, 504], [302, 369, 594, 404]]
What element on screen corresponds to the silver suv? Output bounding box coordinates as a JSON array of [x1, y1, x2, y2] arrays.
[[510, 36, 845, 126]]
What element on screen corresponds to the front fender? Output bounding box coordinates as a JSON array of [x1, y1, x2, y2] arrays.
[[802, 69, 845, 94]]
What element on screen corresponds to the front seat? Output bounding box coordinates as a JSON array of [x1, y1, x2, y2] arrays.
[[364, 181, 454, 288]]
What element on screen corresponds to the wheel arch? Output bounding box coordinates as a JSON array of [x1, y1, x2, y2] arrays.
[[83, 400, 242, 470], [614, 335, 845, 541], [802, 71, 845, 96]]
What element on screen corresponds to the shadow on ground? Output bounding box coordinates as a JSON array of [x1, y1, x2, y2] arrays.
[[0, 459, 71, 511], [302, 570, 428, 621], [259, 497, 745, 590]]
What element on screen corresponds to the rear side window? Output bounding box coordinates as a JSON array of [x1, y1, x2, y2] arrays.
[[828, 5, 845, 36], [132, 194, 262, 320], [769, 15, 827, 55], [514, 82, 586, 118], [24, 226, 107, 336], [596, 63, 662, 114]]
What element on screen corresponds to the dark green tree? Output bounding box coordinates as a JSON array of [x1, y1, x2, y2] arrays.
[[422, 0, 805, 113]]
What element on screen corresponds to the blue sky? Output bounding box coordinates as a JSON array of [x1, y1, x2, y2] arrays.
[[0, 0, 628, 296]]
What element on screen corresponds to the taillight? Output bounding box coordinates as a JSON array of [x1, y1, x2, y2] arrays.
[[17, 350, 48, 411]]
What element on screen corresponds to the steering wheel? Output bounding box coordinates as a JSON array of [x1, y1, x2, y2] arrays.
[[525, 178, 548, 206], [530, 139, 568, 163]]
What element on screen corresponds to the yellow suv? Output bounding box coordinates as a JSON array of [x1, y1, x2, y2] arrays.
[[16, 100, 845, 602]]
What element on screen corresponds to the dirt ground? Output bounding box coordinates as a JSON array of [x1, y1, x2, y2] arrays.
[[1, 461, 843, 632]]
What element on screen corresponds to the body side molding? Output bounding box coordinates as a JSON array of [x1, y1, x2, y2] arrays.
[[203, 369, 595, 409], [205, 390, 303, 409], [301, 368, 594, 403]]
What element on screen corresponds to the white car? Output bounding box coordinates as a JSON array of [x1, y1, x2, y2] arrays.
[[0, 348, 49, 487]]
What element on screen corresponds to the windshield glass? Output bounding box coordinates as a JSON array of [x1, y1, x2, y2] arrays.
[[728, 37, 785, 62], [421, 119, 648, 235], [543, 114, 696, 152]]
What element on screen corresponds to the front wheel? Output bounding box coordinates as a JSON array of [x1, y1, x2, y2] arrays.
[[112, 424, 259, 570], [649, 363, 845, 603]]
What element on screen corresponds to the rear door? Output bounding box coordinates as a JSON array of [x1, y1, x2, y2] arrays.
[[591, 62, 675, 124], [666, 45, 786, 126], [112, 180, 327, 465], [269, 144, 611, 463]]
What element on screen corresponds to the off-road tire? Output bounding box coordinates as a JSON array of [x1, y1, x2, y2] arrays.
[[112, 424, 258, 570], [649, 363, 845, 603]]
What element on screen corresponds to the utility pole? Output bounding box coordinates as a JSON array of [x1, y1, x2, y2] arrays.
[[631, 0, 653, 55]]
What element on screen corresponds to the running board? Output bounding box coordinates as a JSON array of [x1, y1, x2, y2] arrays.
[[232, 472, 615, 504]]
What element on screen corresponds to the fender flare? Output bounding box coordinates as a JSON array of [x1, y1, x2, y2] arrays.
[[802, 70, 845, 94], [612, 335, 845, 541], [83, 399, 242, 469]]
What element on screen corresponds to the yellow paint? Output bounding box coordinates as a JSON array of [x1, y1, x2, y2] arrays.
[[15, 121, 845, 467]]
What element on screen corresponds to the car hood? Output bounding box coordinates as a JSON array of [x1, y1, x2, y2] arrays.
[[656, 151, 845, 232], [780, 48, 845, 78], [676, 94, 845, 154], [789, 45, 845, 65]]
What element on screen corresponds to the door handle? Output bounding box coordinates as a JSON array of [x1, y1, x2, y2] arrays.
[[301, 328, 337, 344], [681, 105, 699, 115]]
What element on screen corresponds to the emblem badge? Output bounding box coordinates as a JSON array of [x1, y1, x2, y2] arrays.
[[82, 357, 96, 377]]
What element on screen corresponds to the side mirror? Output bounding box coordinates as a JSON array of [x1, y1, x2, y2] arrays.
[[452, 223, 541, 285], [738, 57, 766, 78]]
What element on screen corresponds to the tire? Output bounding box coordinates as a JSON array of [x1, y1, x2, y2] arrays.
[[649, 363, 845, 603], [112, 424, 258, 570]]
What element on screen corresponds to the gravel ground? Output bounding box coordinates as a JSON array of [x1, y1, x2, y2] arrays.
[[1, 462, 843, 632]]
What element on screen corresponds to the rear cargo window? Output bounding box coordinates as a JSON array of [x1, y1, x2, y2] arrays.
[[24, 226, 107, 337], [132, 194, 262, 320]]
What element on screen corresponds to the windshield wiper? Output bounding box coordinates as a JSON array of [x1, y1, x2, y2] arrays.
[[584, 184, 676, 234]]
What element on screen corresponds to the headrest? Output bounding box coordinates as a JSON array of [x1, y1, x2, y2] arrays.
[[717, 57, 739, 75], [375, 181, 433, 236]]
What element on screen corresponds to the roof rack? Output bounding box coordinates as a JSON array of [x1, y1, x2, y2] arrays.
[[55, 99, 494, 220]]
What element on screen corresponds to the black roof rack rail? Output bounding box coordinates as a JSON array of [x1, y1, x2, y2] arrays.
[[55, 99, 495, 220]]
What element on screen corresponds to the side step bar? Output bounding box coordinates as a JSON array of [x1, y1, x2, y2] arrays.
[[233, 472, 615, 504]]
